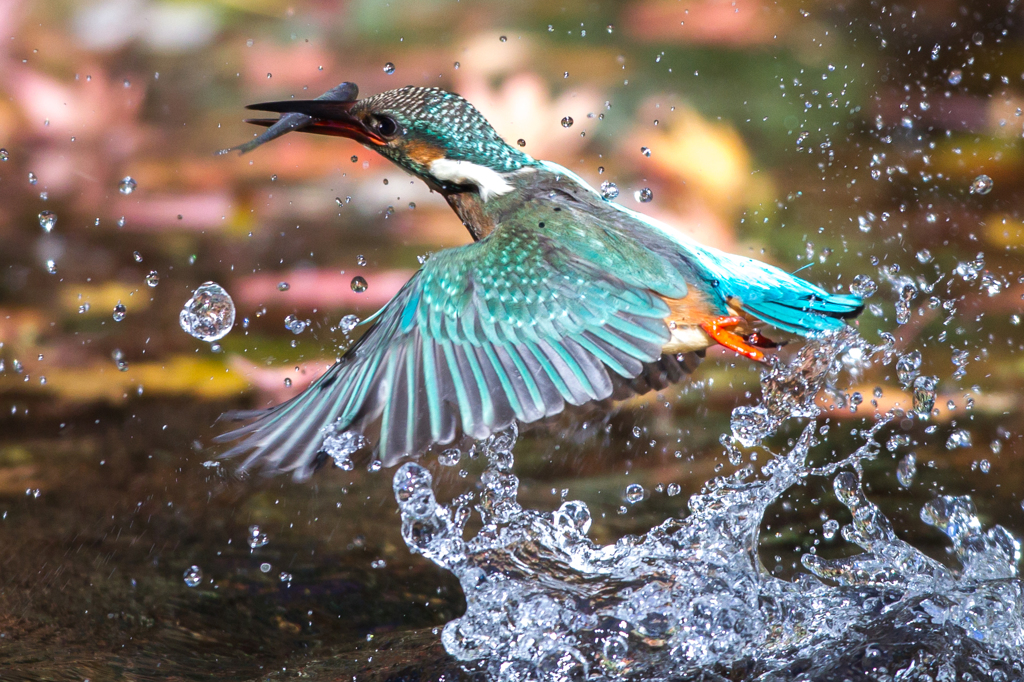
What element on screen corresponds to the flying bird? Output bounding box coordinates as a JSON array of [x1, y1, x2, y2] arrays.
[[217, 82, 863, 479]]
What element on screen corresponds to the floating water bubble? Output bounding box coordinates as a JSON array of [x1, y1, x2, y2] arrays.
[[897, 453, 917, 488], [640, 146, 651, 157], [112, 302, 126, 322], [912, 375, 938, 417], [635, 187, 653, 203], [247, 525, 268, 549], [45, 259, 57, 274], [517, 138, 526, 147], [259, 563, 271, 573], [321, 427, 366, 471], [338, 314, 360, 334], [849, 274, 877, 298], [916, 248, 933, 263], [600, 181, 619, 200], [133, 251, 143, 263], [111, 349, 128, 372], [979, 459, 991, 474], [28, 172, 37, 185], [356, 254, 367, 267], [145, 270, 159, 287], [822, 518, 839, 539], [37, 211, 56, 233], [179, 282, 236, 342], [946, 429, 972, 450], [438, 448, 461, 467], [0, 149, 7, 161], [499, 35, 507, 42], [624, 483, 645, 504], [970, 174, 993, 195], [896, 350, 922, 387], [667, 483, 681, 497], [118, 176, 137, 195], [283, 377, 292, 388], [183, 565, 202, 587], [277, 281, 289, 291], [383, 62, 395, 74], [561, 116, 573, 128], [284, 315, 306, 334], [948, 69, 962, 85], [350, 276, 367, 293]]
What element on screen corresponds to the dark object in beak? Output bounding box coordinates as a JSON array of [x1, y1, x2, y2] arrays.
[[227, 82, 381, 155]]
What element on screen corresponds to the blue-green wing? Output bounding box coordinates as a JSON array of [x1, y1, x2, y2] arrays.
[[216, 227, 690, 479]]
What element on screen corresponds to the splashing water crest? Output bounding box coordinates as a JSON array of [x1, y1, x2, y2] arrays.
[[391, 328, 1023, 680]]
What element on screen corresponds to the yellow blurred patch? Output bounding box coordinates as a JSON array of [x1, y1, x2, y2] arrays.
[[60, 283, 151, 317], [984, 214, 1024, 247], [0, 356, 250, 402]]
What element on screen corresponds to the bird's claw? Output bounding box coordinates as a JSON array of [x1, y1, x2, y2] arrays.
[[701, 316, 768, 363]]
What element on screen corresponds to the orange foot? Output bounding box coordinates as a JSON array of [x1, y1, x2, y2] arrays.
[[700, 316, 767, 363]]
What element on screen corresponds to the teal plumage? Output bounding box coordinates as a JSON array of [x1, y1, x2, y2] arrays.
[[219, 84, 863, 479]]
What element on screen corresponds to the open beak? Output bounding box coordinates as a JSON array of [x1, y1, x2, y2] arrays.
[[229, 81, 387, 155]]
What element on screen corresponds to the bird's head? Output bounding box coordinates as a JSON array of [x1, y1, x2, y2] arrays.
[[244, 84, 534, 200]]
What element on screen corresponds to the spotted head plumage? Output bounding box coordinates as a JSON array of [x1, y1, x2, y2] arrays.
[[355, 87, 532, 175]]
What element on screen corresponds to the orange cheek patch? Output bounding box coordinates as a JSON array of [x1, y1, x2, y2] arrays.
[[403, 140, 446, 166]]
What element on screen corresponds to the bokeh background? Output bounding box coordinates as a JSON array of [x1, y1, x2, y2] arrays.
[[0, 0, 1022, 678]]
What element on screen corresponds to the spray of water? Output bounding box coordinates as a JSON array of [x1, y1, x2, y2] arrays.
[[393, 328, 1023, 680]]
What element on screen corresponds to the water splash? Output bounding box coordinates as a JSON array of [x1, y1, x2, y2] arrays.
[[392, 330, 1023, 680]]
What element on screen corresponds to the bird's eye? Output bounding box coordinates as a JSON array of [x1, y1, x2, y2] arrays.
[[372, 115, 399, 138]]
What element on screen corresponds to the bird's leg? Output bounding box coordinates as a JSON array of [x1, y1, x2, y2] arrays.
[[700, 316, 767, 362]]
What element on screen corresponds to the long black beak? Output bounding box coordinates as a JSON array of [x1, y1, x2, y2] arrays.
[[227, 81, 384, 155]]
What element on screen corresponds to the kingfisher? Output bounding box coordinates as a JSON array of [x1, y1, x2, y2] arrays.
[[217, 82, 863, 480]]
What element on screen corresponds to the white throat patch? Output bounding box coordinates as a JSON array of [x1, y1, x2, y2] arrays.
[[428, 158, 515, 201]]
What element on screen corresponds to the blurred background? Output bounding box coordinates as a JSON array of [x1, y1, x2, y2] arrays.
[[0, 0, 1022, 678]]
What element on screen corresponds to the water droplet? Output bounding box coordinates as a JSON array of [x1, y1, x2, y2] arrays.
[[284, 314, 307, 334], [946, 429, 972, 450], [283, 377, 292, 387], [561, 116, 573, 128], [978, 459, 991, 474], [600, 181, 619, 200], [948, 69, 962, 85], [183, 565, 202, 587], [28, 172, 37, 185], [37, 211, 56, 233], [517, 139, 526, 147], [179, 282, 236, 342], [338, 314, 360, 334], [640, 146, 651, 157], [896, 351, 922, 387], [606, 24, 614, 33], [453, 61, 460, 69], [356, 254, 367, 266], [248, 524, 269, 549], [118, 176, 137, 195], [969, 174, 993, 195], [666, 483, 681, 497], [111, 349, 128, 372], [624, 483, 645, 504], [499, 35, 507, 42], [145, 270, 159, 287], [911, 375, 938, 417], [438, 448, 462, 467], [45, 259, 56, 274], [277, 281, 290, 292], [133, 251, 143, 262], [897, 453, 917, 488], [279, 572, 292, 583], [383, 62, 395, 74], [916, 249, 933, 263], [351, 276, 368, 293], [634, 187, 653, 203], [112, 303, 127, 322], [78, 303, 90, 314], [822, 518, 840, 539], [0, 149, 7, 161], [849, 274, 877, 298], [323, 429, 367, 470]]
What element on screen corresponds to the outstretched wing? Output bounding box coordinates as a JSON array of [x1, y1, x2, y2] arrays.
[[216, 226, 694, 479]]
